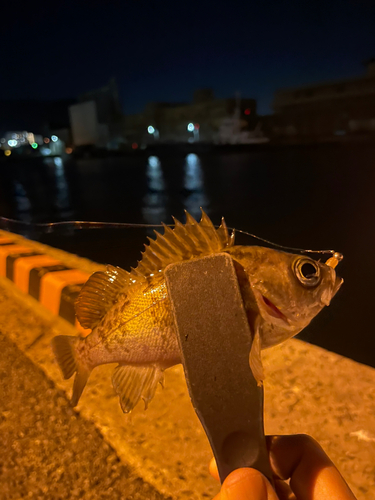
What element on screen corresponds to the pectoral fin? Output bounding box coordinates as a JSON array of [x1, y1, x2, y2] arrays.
[[249, 320, 264, 386], [112, 364, 164, 413], [75, 265, 136, 329]]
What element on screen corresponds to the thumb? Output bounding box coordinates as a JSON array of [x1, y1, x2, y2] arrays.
[[219, 468, 279, 500]]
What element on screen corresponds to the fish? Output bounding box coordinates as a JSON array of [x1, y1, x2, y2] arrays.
[[51, 210, 343, 413]]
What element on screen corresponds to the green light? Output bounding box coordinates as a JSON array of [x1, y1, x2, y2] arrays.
[[31, 143, 38, 149]]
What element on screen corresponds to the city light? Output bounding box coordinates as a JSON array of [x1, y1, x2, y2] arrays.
[[187, 123, 200, 141], [27, 133, 35, 144], [148, 155, 161, 168], [147, 126, 159, 139], [244, 108, 251, 115], [132, 142, 138, 149], [31, 143, 38, 149], [44, 138, 50, 143], [51, 135, 58, 142], [4, 150, 11, 156], [66, 147, 73, 154], [7, 139, 17, 147]]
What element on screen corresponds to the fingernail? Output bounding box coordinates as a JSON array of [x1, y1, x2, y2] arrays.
[[221, 468, 268, 500]]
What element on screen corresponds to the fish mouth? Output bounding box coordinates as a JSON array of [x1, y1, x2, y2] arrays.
[[321, 271, 344, 306], [333, 276, 344, 296], [260, 295, 289, 324]]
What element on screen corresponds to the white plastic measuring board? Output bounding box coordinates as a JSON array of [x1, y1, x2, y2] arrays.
[[164, 253, 274, 485]]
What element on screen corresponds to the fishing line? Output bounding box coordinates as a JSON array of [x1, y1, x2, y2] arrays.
[[0, 217, 166, 232], [229, 228, 336, 256], [0, 216, 336, 256]]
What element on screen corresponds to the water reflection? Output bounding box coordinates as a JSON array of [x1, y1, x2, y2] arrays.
[[183, 153, 208, 219], [142, 155, 168, 225], [1, 145, 373, 369], [44, 156, 73, 221], [13, 180, 32, 222]]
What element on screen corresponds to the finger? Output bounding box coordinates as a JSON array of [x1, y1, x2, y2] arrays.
[[267, 435, 356, 500], [209, 457, 220, 482], [273, 479, 297, 500], [220, 468, 279, 500], [209, 457, 291, 498], [209, 457, 284, 498]]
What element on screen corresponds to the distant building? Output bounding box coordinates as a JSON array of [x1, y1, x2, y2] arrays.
[[268, 60, 375, 141], [123, 89, 258, 145], [78, 78, 122, 124], [69, 101, 102, 147], [69, 78, 123, 148]]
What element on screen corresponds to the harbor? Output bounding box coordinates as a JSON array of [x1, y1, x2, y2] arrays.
[[1, 142, 375, 368]]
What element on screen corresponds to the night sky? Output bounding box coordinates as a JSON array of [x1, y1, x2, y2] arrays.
[[1, 0, 374, 115]]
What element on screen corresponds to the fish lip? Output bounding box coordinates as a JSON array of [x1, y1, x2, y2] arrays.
[[333, 276, 344, 296], [321, 275, 343, 306]]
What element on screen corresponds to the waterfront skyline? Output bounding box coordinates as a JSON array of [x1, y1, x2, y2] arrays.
[[1, 0, 374, 116]]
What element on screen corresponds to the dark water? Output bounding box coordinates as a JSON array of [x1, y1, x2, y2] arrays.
[[0, 144, 374, 368]]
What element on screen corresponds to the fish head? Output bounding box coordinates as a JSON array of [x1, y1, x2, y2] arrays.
[[227, 245, 343, 349]]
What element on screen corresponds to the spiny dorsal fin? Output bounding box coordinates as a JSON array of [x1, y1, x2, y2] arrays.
[[112, 364, 164, 413], [135, 209, 234, 277], [75, 265, 141, 329]]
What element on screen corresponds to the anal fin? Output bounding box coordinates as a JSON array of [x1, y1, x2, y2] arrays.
[[112, 364, 163, 413]]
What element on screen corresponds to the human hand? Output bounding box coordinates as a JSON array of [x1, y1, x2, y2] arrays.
[[210, 434, 357, 499]]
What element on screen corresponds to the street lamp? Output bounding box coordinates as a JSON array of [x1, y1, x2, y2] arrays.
[[147, 125, 159, 140], [187, 123, 200, 142]]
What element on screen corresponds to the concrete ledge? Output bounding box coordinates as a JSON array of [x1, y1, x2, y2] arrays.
[[0, 230, 374, 499]]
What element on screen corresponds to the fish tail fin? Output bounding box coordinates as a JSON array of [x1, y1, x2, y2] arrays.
[[71, 368, 91, 407], [51, 335, 91, 407], [51, 335, 79, 379]]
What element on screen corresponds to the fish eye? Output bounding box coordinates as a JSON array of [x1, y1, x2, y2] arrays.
[[294, 258, 321, 287]]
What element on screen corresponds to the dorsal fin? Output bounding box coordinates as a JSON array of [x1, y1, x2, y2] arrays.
[[135, 209, 234, 277], [75, 265, 141, 329]]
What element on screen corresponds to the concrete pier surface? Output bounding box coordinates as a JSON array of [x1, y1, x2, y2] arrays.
[[0, 332, 169, 500], [0, 230, 374, 499]]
